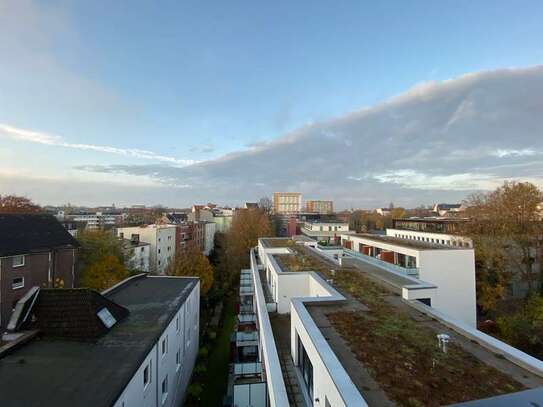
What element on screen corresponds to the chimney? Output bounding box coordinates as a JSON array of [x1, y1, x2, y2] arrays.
[[131, 234, 140, 245]]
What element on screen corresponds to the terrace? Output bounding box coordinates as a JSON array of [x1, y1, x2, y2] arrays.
[[267, 239, 543, 406]]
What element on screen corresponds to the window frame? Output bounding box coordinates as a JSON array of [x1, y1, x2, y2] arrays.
[[12, 255, 25, 268], [12, 277, 24, 290]]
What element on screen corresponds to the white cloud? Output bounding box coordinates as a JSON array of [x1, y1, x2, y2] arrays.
[[492, 148, 538, 158], [0, 123, 196, 166], [12, 65, 543, 208]]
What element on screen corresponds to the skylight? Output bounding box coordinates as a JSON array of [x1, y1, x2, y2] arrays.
[[97, 307, 117, 329]]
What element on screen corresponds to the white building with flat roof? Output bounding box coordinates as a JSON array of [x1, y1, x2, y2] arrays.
[[117, 225, 177, 274]]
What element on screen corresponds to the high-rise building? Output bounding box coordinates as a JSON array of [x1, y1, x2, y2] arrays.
[[305, 200, 334, 214], [272, 192, 302, 214]]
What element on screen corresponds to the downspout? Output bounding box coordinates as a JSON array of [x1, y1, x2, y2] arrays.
[[48, 251, 52, 287], [71, 248, 76, 288]]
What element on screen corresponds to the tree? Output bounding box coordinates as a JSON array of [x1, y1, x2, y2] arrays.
[[77, 229, 128, 290], [167, 247, 214, 295], [0, 195, 42, 213], [258, 197, 273, 214], [79, 255, 129, 291], [462, 181, 543, 299]]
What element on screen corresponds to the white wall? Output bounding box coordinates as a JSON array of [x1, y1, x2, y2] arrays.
[[203, 222, 216, 256], [126, 245, 150, 273], [113, 280, 199, 407], [418, 249, 477, 327], [386, 228, 472, 248]]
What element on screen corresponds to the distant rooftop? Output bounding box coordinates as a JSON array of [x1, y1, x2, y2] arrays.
[[0, 275, 198, 407], [348, 233, 467, 250]]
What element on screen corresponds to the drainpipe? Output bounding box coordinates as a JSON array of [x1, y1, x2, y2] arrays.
[[48, 252, 52, 287]]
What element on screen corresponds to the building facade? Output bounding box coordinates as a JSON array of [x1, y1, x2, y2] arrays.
[[121, 237, 151, 273], [305, 200, 334, 214], [203, 221, 216, 256], [117, 225, 176, 274], [0, 214, 80, 330], [301, 220, 352, 244], [0, 274, 200, 407], [273, 192, 302, 215]]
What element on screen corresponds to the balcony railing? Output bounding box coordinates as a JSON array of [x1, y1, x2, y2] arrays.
[[240, 303, 254, 313], [344, 248, 419, 277], [238, 313, 257, 323], [234, 362, 263, 377], [236, 331, 259, 346], [240, 285, 254, 296]]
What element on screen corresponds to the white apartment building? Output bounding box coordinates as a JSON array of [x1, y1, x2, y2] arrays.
[[117, 225, 177, 274], [203, 221, 216, 256], [0, 274, 200, 407], [239, 237, 543, 407], [121, 237, 151, 273], [340, 233, 476, 326], [273, 192, 302, 214], [64, 211, 123, 229], [386, 228, 473, 248], [301, 220, 353, 244]]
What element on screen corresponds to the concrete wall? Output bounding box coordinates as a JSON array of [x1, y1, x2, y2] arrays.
[[126, 245, 150, 273], [113, 279, 199, 407], [418, 249, 477, 327]]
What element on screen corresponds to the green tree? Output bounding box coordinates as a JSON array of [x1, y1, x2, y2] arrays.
[[463, 181, 543, 300], [79, 255, 129, 291], [77, 230, 128, 290], [167, 247, 214, 295]]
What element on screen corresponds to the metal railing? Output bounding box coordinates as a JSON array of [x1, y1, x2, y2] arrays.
[[234, 362, 263, 377], [343, 248, 419, 277]]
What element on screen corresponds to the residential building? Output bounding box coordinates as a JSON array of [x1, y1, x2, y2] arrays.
[[64, 210, 124, 230], [389, 217, 473, 246], [0, 214, 80, 330], [121, 235, 151, 273], [244, 202, 259, 209], [305, 200, 333, 214], [203, 221, 216, 256], [213, 209, 233, 233], [301, 220, 353, 244], [117, 225, 176, 274], [162, 212, 188, 225], [374, 207, 392, 216], [231, 237, 543, 407], [0, 274, 200, 407], [175, 223, 192, 253], [432, 202, 466, 217], [189, 221, 205, 252], [273, 192, 302, 215]]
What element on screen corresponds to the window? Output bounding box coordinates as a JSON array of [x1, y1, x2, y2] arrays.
[[158, 249, 161, 254], [161, 336, 168, 356], [12, 255, 25, 268], [176, 315, 180, 332], [143, 361, 152, 388], [297, 335, 313, 401], [161, 376, 168, 403], [12, 277, 24, 289], [141, 247, 144, 252], [176, 348, 181, 371]]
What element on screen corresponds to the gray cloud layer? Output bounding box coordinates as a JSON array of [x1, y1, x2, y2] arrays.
[[77, 66, 543, 208]]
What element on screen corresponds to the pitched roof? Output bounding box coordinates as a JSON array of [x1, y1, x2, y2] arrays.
[[0, 214, 80, 257]]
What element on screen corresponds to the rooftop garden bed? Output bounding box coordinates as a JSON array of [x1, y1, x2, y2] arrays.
[[275, 244, 526, 406]]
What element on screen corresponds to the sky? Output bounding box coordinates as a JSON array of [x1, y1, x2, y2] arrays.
[[1, 1, 543, 209]]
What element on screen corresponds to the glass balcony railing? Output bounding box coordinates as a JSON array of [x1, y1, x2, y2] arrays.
[[343, 248, 419, 277]]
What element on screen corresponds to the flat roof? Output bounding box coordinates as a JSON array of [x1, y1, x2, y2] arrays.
[[348, 233, 466, 250], [0, 275, 198, 407], [263, 239, 543, 405]]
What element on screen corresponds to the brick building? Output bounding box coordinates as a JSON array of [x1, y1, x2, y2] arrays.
[[0, 214, 80, 330]]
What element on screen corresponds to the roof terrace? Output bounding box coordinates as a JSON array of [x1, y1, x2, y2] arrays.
[[262, 238, 543, 406]]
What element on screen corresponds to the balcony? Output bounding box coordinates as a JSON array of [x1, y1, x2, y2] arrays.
[[238, 313, 257, 324], [240, 303, 254, 313], [344, 248, 419, 277], [236, 331, 259, 347], [240, 285, 254, 296], [234, 362, 263, 378]]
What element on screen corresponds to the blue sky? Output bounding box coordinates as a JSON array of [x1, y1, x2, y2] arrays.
[[1, 1, 543, 207]]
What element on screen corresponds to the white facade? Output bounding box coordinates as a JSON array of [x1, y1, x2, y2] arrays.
[[203, 222, 216, 256], [66, 211, 122, 229], [117, 225, 177, 274], [340, 234, 477, 326], [301, 221, 353, 243], [254, 244, 366, 406], [113, 278, 200, 407], [386, 228, 473, 248], [124, 242, 151, 273]]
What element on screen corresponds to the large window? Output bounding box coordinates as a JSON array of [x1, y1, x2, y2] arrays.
[[297, 335, 314, 401]]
